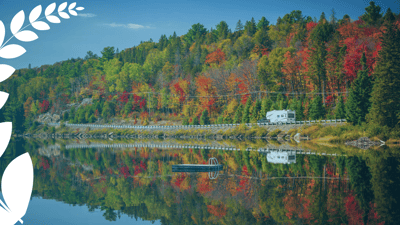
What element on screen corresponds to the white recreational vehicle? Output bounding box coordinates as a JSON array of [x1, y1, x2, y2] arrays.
[[264, 110, 295, 124]]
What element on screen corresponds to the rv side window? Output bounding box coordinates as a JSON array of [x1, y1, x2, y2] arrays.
[[277, 115, 280, 118], [282, 114, 284, 117]]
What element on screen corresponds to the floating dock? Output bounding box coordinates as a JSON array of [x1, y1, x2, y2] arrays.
[[172, 164, 223, 172]]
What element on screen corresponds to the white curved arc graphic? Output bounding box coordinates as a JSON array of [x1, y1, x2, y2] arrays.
[[0, 2, 85, 224], [0, 153, 34, 224]]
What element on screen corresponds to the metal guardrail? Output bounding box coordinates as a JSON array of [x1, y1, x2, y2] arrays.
[[45, 119, 346, 130]]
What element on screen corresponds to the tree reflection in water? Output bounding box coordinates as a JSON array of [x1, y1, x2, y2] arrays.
[[1, 138, 398, 224]]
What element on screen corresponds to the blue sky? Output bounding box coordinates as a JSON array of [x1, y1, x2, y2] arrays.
[[0, 0, 398, 70]]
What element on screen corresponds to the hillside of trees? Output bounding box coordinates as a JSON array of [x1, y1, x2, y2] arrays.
[[0, 1, 399, 134]]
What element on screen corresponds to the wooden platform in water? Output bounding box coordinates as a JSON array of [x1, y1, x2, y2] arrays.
[[172, 164, 223, 172]]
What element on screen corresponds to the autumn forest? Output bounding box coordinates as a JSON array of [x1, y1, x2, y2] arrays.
[[0, 1, 399, 136]]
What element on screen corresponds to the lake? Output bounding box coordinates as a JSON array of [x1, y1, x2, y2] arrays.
[[1, 138, 399, 225]]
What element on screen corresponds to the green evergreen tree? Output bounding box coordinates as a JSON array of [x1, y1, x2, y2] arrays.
[[233, 104, 243, 124], [88, 115, 96, 123], [200, 110, 210, 125], [124, 101, 133, 115], [101, 46, 115, 61], [382, 8, 395, 25], [334, 95, 346, 119], [260, 98, 273, 119], [69, 107, 76, 120], [182, 117, 189, 125], [251, 99, 262, 122], [4, 100, 25, 133], [288, 98, 297, 111], [361, 1, 382, 26], [257, 16, 270, 31], [270, 102, 279, 111], [244, 17, 257, 37], [223, 116, 232, 124], [345, 52, 373, 125], [217, 115, 224, 124], [296, 100, 304, 121], [242, 97, 252, 123], [235, 20, 244, 36], [367, 20, 400, 128], [309, 95, 326, 120], [190, 116, 199, 125]]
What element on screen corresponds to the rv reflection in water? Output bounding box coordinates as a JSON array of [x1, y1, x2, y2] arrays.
[[266, 151, 296, 164]]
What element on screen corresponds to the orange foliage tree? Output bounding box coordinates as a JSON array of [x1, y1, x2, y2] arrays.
[[195, 75, 217, 114], [235, 59, 259, 104], [207, 204, 227, 218], [169, 78, 190, 112], [205, 48, 226, 67], [282, 51, 302, 94]]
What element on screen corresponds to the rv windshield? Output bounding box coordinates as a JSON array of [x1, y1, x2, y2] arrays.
[[288, 113, 294, 118]]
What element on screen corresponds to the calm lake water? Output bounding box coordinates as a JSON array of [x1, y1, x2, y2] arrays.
[[1, 138, 400, 225]]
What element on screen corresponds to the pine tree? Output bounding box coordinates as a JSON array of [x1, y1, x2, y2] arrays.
[[367, 20, 400, 128], [296, 100, 304, 121], [224, 116, 232, 124], [235, 20, 244, 35], [309, 95, 326, 120], [334, 95, 346, 119], [345, 52, 373, 125], [233, 104, 243, 123], [260, 98, 272, 119], [190, 116, 199, 125], [361, 1, 382, 26], [200, 109, 210, 125], [242, 97, 252, 123], [217, 115, 224, 124], [251, 99, 262, 122], [182, 117, 189, 125]]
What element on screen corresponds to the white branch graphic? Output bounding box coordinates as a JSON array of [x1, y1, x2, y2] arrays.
[[0, 2, 85, 224]]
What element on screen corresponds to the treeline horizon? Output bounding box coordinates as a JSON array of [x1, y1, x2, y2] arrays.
[[0, 1, 400, 134]]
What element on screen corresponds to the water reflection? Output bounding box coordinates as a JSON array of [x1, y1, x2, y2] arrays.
[[1, 138, 400, 224], [261, 150, 297, 164]]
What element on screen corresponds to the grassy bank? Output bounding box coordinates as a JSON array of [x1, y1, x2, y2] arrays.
[[298, 123, 400, 142], [28, 121, 400, 143]]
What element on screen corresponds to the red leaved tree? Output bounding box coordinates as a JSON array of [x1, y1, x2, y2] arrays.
[[39, 100, 50, 113], [205, 48, 226, 66], [195, 75, 217, 114]]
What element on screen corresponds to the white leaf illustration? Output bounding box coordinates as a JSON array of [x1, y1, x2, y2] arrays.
[[45, 3, 56, 16], [32, 21, 50, 30], [14, 30, 38, 42], [0, 122, 12, 158], [58, 2, 67, 12], [1, 153, 34, 224], [29, 5, 42, 23], [59, 12, 70, 19], [0, 21, 5, 47], [69, 10, 77, 16], [0, 207, 19, 225], [0, 64, 15, 83], [0, 92, 9, 110], [76, 7, 84, 11], [0, 44, 26, 59], [46, 15, 61, 23], [69, 2, 77, 10], [10, 10, 25, 35]]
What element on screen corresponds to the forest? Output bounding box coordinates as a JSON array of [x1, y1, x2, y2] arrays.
[[0, 1, 399, 135]]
